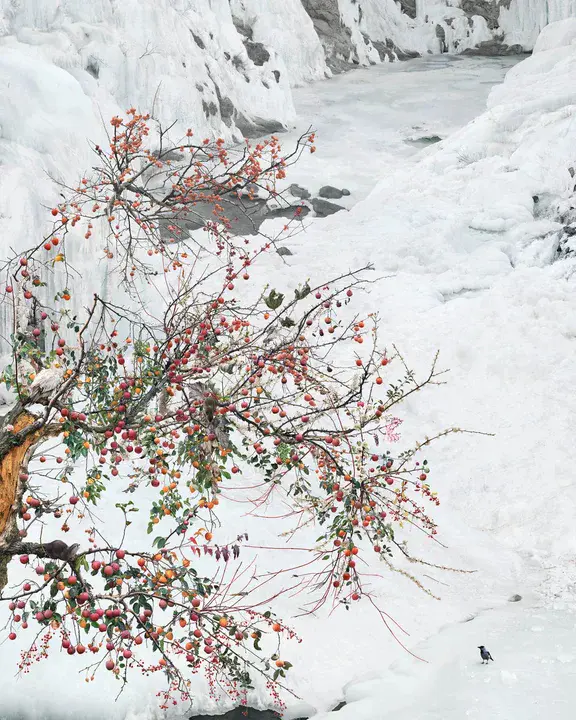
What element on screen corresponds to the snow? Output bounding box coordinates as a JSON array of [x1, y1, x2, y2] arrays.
[[533, 15, 576, 53], [230, 0, 328, 85], [2, 9, 576, 720], [337, 604, 575, 719], [236, 19, 576, 717], [255, 22, 576, 570]]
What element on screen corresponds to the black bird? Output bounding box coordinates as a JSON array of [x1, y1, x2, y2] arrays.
[[478, 645, 494, 664]]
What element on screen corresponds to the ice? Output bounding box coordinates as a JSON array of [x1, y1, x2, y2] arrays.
[[533, 15, 576, 52], [500, 0, 576, 48]]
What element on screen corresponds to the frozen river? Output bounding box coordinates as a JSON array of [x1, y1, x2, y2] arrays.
[[281, 55, 521, 204]]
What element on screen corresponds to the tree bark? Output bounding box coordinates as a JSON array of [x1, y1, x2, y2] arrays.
[[0, 411, 60, 593]]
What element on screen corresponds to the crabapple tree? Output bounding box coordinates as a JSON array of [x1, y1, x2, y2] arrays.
[[0, 111, 462, 708]]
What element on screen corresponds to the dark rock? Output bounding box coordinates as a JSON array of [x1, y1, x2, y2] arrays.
[[212, 83, 234, 123], [189, 708, 287, 720], [341, 188, 351, 196], [244, 40, 271, 66], [191, 31, 205, 49], [395, 0, 416, 19], [235, 114, 286, 138], [232, 54, 246, 71], [319, 185, 345, 199], [404, 134, 442, 147], [508, 594, 522, 602], [277, 246, 294, 256], [160, 194, 266, 238], [302, 0, 358, 72], [311, 198, 345, 217], [160, 191, 307, 241], [272, 69, 281, 83], [267, 205, 310, 221], [461, 40, 525, 56], [289, 184, 311, 200], [461, 0, 501, 30], [331, 702, 347, 712], [232, 16, 253, 40], [219, 96, 235, 122], [86, 57, 99, 79], [372, 38, 420, 61]]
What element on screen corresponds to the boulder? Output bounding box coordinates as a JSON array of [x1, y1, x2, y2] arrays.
[[461, 41, 525, 56], [289, 183, 311, 199], [311, 198, 345, 217], [243, 41, 271, 66], [318, 185, 345, 199]]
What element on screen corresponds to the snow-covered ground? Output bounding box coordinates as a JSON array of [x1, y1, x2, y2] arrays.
[[3, 15, 576, 720]]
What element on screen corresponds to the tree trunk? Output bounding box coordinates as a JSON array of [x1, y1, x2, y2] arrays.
[[0, 411, 59, 593]]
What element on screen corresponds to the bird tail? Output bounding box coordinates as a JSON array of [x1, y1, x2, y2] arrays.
[[489, 654, 494, 661]]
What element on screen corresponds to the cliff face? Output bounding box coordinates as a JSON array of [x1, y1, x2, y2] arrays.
[[293, 1, 576, 66]]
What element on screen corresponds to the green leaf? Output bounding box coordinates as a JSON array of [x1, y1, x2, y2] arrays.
[[264, 289, 284, 310], [294, 282, 310, 300]]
